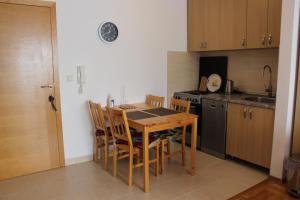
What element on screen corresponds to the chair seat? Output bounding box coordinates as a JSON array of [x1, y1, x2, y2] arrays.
[[115, 130, 160, 149], [131, 131, 160, 149], [159, 128, 182, 141]]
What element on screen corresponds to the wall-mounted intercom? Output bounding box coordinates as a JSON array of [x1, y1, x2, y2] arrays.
[[77, 65, 86, 94]]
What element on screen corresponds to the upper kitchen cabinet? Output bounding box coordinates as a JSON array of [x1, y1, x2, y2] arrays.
[[246, 0, 268, 49], [188, 0, 220, 51], [188, 0, 282, 51], [268, 0, 282, 47], [203, 0, 220, 51], [188, 0, 205, 51], [219, 0, 247, 50], [247, 0, 282, 49]]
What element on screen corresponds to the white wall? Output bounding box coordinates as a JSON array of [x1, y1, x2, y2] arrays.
[[55, 0, 187, 162], [270, 0, 300, 178]]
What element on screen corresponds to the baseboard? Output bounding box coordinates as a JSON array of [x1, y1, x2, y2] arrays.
[[65, 155, 93, 166]]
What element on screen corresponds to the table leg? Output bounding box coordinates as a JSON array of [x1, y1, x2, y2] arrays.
[[191, 118, 197, 175], [143, 128, 150, 192]]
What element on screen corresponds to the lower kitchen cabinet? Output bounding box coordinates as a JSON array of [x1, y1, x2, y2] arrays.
[[226, 103, 274, 168]]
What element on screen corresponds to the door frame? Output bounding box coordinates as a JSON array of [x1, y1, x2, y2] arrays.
[[0, 0, 65, 167]]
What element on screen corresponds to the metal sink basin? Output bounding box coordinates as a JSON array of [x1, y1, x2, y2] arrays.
[[243, 96, 276, 104]]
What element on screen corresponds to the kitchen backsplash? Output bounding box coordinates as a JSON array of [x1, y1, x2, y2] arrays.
[[201, 49, 279, 95], [167, 49, 279, 101], [167, 52, 199, 104]]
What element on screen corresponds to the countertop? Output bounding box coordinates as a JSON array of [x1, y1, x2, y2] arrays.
[[201, 93, 276, 109]]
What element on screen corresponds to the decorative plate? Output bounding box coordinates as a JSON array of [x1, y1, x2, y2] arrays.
[[207, 74, 222, 92]]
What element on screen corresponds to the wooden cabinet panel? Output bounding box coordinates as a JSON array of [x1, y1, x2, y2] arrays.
[[227, 103, 274, 168], [247, 0, 269, 49], [220, 0, 247, 50], [188, 0, 205, 51], [188, 0, 281, 51], [268, 0, 282, 47], [204, 0, 220, 51], [226, 103, 248, 159], [246, 107, 274, 168]]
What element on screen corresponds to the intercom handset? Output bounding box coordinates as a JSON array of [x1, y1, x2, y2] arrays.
[[77, 65, 86, 94]]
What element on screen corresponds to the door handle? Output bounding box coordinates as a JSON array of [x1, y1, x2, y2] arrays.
[[249, 109, 253, 119], [41, 83, 55, 89], [243, 107, 248, 118], [261, 35, 266, 46], [209, 104, 217, 109], [48, 95, 57, 112], [268, 34, 273, 46], [241, 38, 246, 48]]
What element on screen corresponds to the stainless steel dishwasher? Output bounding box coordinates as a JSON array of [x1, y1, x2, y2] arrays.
[[201, 98, 227, 159]]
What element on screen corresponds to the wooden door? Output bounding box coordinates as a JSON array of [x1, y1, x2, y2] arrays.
[[188, 0, 205, 51], [203, 0, 220, 51], [267, 0, 282, 47], [219, 0, 247, 50], [0, 2, 63, 180], [226, 103, 248, 159], [247, 0, 268, 49], [246, 107, 274, 168]]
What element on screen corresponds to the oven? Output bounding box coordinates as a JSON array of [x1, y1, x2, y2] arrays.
[[174, 92, 202, 149]]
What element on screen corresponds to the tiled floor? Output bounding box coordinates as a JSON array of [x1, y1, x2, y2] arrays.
[[0, 149, 268, 200]]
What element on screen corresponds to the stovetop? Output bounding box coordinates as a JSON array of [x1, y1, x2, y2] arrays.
[[180, 90, 209, 95], [173, 90, 208, 104]]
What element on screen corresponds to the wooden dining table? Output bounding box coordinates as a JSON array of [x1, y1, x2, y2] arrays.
[[116, 103, 198, 193]]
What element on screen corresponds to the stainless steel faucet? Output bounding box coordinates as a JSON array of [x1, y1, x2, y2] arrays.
[[263, 65, 273, 97]]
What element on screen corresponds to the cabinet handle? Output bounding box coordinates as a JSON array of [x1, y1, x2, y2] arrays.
[[241, 38, 246, 48], [204, 41, 207, 48], [268, 34, 273, 46], [249, 109, 253, 119], [243, 107, 248, 118], [261, 35, 266, 46]]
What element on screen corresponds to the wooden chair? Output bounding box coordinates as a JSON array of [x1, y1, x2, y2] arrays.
[[88, 101, 112, 170], [106, 107, 160, 186], [146, 95, 165, 107], [160, 98, 191, 174]]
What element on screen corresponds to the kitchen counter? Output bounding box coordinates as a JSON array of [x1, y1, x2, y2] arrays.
[[202, 93, 275, 109]]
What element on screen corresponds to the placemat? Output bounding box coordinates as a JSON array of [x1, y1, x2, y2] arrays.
[[126, 111, 156, 120], [143, 107, 179, 116]]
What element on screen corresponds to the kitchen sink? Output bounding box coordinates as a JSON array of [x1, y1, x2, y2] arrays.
[[243, 96, 276, 104]]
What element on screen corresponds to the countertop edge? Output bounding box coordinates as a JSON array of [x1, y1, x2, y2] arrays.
[[202, 94, 275, 110]]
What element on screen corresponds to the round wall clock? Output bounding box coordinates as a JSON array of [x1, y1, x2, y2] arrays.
[[98, 22, 118, 43]]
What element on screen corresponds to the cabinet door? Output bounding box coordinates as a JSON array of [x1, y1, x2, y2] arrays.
[[188, 0, 205, 51], [203, 0, 220, 51], [226, 103, 248, 159], [247, 0, 268, 48], [267, 0, 282, 47], [219, 0, 247, 50], [246, 107, 274, 168]]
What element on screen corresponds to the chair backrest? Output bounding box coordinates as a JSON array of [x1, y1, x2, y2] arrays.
[[170, 98, 191, 113], [106, 107, 132, 146], [88, 101, 108, 136], [146, 95, 165, 107]]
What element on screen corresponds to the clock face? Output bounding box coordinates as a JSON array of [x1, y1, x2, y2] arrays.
[[98, 22, 118, 43]]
